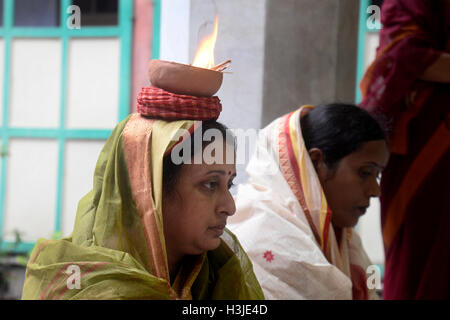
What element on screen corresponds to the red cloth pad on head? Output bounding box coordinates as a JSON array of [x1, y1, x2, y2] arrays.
[[136, 85, 222, 121]]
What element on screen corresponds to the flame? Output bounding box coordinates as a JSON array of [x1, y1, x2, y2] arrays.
[[192, 16, 218, 69]]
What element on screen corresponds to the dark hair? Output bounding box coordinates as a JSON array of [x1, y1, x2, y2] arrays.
[[162, 120, 234, 196], [300, 103, 386, 169]]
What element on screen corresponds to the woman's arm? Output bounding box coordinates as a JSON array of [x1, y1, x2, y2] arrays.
[[418, 53, 450, 83]]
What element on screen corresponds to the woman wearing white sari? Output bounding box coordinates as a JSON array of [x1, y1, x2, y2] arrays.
[[229, 104, 389, 300]]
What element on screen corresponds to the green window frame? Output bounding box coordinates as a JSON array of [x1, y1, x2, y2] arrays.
[[0, 0, 133, 252], [355, 0, 382, 104], [152, 0, 161, 60]]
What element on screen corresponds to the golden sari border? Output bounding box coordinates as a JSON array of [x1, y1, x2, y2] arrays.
[[122, 113, 170, 283]]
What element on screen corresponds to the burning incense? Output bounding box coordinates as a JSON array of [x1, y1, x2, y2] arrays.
[[211, 59, 231, 72]]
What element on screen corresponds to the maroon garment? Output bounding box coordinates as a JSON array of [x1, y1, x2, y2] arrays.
[[360, 0, 445, 135], [380, 87, 450, 300], [359, 0, 450, 299]]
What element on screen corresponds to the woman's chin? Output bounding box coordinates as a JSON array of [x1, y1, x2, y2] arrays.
[[203, 238, 222, 252], [347, 216, 361, 228], [332, 215, 360, 229]]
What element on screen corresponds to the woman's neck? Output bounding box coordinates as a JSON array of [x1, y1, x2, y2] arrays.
[[167, 251, 183, 284], [333, 225, 343, 248]]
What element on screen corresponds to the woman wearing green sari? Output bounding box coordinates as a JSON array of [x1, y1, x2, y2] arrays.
[[21, 86, 264, 300]]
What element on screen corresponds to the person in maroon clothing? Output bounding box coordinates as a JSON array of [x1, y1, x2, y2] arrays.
[[359, 0, 450, 299]]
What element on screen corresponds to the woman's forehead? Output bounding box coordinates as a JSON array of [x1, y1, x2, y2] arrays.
[[344, 140, 389, 168], [190, 140, 236, 164], [181, 162, 237, 178]]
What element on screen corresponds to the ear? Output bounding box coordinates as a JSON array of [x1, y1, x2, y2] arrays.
[[308, 148, 323, 168], [308, 148, 328, 182]]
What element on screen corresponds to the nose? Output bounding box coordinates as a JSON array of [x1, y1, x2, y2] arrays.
[[217, 189, 236, 217], [367, 176, 381, 198]]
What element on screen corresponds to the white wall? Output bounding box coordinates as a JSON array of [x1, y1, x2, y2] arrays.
[[159, 0, 191, 64], [10, 39, 61, 128], [66, 38, 120, 129], [61, 140, 105, 237], [4, 139, 58, 242]]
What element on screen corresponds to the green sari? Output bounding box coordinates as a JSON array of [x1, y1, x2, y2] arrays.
[[21, 114, 264, 300]]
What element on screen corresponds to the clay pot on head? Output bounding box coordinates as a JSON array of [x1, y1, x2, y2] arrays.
[[148, 59, 223, 97]]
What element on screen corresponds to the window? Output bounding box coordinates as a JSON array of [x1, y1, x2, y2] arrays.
[[14, 0, 60, 27], [0, 0, 133, 252], [72, 0, 118, 26]]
